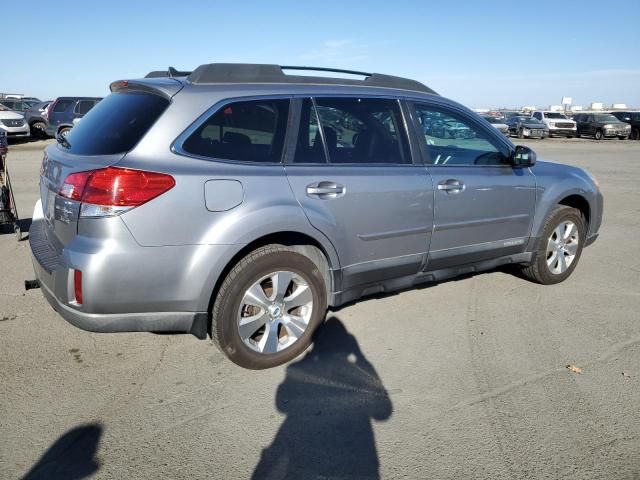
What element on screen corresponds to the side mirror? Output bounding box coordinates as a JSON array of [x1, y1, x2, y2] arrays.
[[512, 145, 536, 167]]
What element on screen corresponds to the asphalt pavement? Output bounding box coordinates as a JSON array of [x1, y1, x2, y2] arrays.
[[1, 138, 639, 479]]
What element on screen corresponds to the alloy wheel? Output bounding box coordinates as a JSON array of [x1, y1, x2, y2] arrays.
[[546, 221, 580, 274], [237, 271, 313, 354]]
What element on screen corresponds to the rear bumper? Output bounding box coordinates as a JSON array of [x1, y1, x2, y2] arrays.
[[28, 206, 242, 338], [35, 267, 208, 338]]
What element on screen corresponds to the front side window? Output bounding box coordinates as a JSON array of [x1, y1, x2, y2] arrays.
[[415, 104, 508, 166], [183, 99, 289, 163], [294, 97, 410, 164]]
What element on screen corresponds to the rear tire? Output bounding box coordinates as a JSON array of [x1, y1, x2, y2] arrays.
[[520, 205, 586, 285], [211, 245, 327, 369], [59, 128, 71, 138]]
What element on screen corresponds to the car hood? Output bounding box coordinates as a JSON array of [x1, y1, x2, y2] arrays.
[[491, 123, 509, 129], [0, 110, 25, 120], [521, 122, 547, 129]]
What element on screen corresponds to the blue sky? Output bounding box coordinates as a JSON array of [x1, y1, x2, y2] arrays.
[[3, 0, 639, 108]]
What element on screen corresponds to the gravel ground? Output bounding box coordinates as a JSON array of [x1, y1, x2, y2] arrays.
[[1, 138, 639, 479]]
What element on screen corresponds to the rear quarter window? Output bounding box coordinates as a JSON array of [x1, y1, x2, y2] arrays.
[[182, 99, 290, 163], [64, 92, 169, 155], [53, 99, 73, 112]]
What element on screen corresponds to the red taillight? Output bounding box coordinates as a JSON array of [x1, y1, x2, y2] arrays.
[[58, 167, 175, 213], [74, 270, 83, 305], [82, 167, 175, 206]]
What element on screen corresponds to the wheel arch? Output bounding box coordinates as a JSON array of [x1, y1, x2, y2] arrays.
[[204, 230, 339, 337], [558, 193, 590, 228]]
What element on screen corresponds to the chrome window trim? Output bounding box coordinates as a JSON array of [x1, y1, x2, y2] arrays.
[[172, 92, 422, 167]]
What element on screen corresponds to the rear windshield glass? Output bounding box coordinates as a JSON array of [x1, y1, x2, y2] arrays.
[[64, 92, 169, 155]]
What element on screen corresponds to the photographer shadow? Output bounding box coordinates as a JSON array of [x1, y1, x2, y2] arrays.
[[252, 317, 392, 480]]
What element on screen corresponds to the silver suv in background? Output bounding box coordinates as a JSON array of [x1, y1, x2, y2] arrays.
[[29, 64, 603, 369], [532, 111, 577, 137]]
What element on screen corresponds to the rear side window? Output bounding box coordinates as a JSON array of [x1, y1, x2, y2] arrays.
[[183, 99, 290, 163], [64, 92, 169, 155], [53, 99, 73, 112], [75, 100, 96, 115], [294, 97, 410, 164]]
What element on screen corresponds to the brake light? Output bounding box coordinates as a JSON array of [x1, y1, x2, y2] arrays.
[[58, 167, 175, 217]]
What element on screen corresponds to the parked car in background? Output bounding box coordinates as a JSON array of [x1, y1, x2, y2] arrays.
[[574, 113, 631, 140], [0, 98, 39, 113], [482, 116, 509, 135], [609, 111, 640, 140], [0, 104, 30, 139], [500, 110, 522, 121], [24, 101, 52, 139], [532, 111, 577, 137], [506, 115, 549, 139], [29, 63, 602, 369], [45, 97, 102, 138]]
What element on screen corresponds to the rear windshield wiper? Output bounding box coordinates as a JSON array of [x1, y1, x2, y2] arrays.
[[56, 132, 71, 149]]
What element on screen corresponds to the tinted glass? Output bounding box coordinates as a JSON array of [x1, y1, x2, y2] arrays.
[[415, 104, 507, 166], [595, 114, 619, 123], [64, 92, 169, 155], [53, 99, 73, 112], [76, 100, 96, 115], [545, 112, 567, 119], [310, 97, 410, 164], [183, 99, 289, 163], [294, 99, 327, 163]]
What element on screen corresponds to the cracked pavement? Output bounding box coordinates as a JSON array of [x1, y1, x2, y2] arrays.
[[1, 138, 639, 479]]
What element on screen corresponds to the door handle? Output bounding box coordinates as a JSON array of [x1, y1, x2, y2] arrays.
[[306, 181, 345, 198], [437, 179, 465, 193]]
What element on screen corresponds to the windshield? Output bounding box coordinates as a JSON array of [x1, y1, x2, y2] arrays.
[[516, 116, 541, 124], [545, 112, 567, 119], [595, 114, 620, 123], [64, 92, 169, 155], [483, 117, 502, 124]]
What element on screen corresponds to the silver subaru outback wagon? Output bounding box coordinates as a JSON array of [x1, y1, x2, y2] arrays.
[[29, 64, 603, 369]]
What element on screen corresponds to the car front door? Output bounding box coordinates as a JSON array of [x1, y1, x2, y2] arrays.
[[285, 97, 434, 290], [410, 101, 536, 270]]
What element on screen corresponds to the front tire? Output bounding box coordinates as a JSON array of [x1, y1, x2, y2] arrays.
[[30, 122, 47, 139], [518, 128, 524, 139], [594, 129, 603, 140], [520, 205, 585, 285], [631, 128, 639, 140], [211, 245, 327, 369]]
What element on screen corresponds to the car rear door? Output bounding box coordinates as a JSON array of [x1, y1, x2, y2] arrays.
[[285, 97, 433, 290], [409, 101, 536, 270]]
